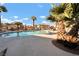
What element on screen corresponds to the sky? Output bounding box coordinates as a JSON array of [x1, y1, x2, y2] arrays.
[[1, 3, 55, 26]]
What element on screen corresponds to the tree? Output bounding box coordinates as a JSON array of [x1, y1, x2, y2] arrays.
[[47, 3, 79, 43], [14, 22, 23, 31], [5, 23, 10, 30], [14, 22, 23, 37], [31, 16, 37, 31], [47, 4, 66, 40], [0, 6, 7, 31], [63, 4, 79, 39]]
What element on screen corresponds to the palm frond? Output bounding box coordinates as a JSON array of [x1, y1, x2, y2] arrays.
[[0, 6, 7, 12]]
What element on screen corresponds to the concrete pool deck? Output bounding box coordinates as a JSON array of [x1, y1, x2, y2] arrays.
[[0, 35, 79, 56], [34, 34, 57, 40]]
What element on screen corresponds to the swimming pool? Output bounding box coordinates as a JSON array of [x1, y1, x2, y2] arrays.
[[0, 30, 48, 38]]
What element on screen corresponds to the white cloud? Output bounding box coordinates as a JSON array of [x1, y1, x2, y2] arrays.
[[37, 5, 43, 8], [40, 16, 46, 19], [42, 21, 48, 24], [13, 16, 18, 19], [1, 18, 12, 23], [22, 18, 29, 20], [23, 23, 26, 25], [1, 16, 31, 25], [42, 21, 56, 26], [13, 19, 22, 22], [1, 16, 22, 23], [0, 3, 5, 5], [27, 24, 32, 26], [1, 15, 12, 23]]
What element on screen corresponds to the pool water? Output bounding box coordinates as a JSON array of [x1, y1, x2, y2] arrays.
[[0, 30, 47, 38]]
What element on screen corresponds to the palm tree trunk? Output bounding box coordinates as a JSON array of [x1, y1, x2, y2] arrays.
[[57, 20, 65, 40], [67, 24, 79, 37], [33, 20, 35, 31], [63, 23, 79, 43], [0, 13, 2, 31], [56, 19, 79, 43], [17, 25, 19, 31], [17, 25, 20, 37]]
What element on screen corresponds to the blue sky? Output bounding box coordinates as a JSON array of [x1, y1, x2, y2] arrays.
[[1, 3, 54, 25]]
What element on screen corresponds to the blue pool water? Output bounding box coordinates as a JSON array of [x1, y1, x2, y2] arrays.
[[0, 30, 47, 38]]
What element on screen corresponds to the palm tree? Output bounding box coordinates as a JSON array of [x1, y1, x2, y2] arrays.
[[5, 23, 10, 30], [14, 22, 23, 31], [14, 22, 23, 37], [47, 3, 79, 43], [31, 16, 37, 31], [47, 4, 67, 40], [0, 6, 7, 31]]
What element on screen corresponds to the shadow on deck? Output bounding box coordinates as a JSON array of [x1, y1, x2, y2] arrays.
[[0, 48, 8, 56], [51, 40, 79, 55]]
